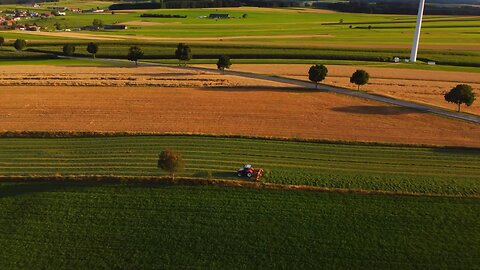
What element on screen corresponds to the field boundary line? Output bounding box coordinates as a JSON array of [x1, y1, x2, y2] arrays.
[[1, 176, 478, 199], [2, 131, 480, 150]]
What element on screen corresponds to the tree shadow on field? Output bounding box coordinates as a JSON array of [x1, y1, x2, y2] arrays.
[[431, 147, 480, 156], [332, 105, 422, 115], [203, 86, 326, 93], [212, 171, 238, 179], [0, 181, 100, 199], [136, 73, 195, 77]]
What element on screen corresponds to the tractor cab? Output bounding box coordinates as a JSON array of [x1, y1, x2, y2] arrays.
[[237, 164, 254, 178]]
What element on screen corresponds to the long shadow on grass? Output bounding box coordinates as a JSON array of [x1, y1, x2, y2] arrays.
[[332, 105, 422, 115], [213, 172, 239, 179], [0, 180, 189, 199], [0, 181, 103, 199], [432, 147, 480, 156]]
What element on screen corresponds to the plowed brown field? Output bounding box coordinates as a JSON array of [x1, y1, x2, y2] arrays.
[[2, 86, 479, 147], [225, 64, 480, 115]]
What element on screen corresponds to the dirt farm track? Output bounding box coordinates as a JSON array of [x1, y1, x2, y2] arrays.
[[0, 65, 479, 147]]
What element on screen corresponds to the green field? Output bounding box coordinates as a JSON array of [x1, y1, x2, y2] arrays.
[[0, 5, 479, 67], [1, 136, 479, 197], [11, 8, 479, 49], [0, 183, 478, 269], [22, 42, 480, 66], [0, 3, 479, 267]]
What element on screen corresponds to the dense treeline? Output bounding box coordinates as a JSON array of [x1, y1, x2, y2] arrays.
[[317, 0, 480, 15], [358, 0, 480, 3], [110, 0, 240, 10], [140, 14, 188, 18], [0, 0, 57, 3], [110, 0, 303, 10]]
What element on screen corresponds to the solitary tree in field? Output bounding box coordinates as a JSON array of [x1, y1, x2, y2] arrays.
[[0, 36, 4, 47], [158, 149, 184, 180], [350, 69, 369, 91], [308, 64, 328, 89], [444, 84, 476, 112], [92, 18, 104, 29], [127, 46, 144, 66], [13, 39, 27, 51], [87, 42, 99, 58], [216, 55, 231, 73], [63, 44, 75, 56], [175, 43, 192, 66]]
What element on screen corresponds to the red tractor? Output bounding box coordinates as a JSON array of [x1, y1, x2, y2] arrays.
[[236, 164, 263, 181]]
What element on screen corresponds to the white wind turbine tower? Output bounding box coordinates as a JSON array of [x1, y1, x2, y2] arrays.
[[410, 0, 426, 62]]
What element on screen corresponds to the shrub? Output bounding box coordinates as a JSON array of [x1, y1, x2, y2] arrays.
[[13, 39, 27, 51], [63, 44, 75, 56]]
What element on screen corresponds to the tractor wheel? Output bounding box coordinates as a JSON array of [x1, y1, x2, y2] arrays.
[[237, 172, 242, 177], [246, 172, 253, 178]]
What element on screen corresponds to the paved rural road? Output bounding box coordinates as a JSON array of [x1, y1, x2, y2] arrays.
[[61, 56, 480, 124]]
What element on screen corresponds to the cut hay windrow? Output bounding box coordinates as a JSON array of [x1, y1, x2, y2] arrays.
[[1, 136, 479, 197]]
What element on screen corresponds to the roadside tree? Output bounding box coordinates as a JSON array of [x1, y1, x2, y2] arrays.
[[13, 39, 27, 51], [217, 55, 232, 73], [158, 149, 184, 180], [444, 84, 476, 112], [308, 64, 328, 89], [350, 69, 369, 90], [63, 44, 75, 56], [92, 19, 104, 29], [127, 46, 144, 66], [175, 43, 192, 66], [87, 42, 99, 58]]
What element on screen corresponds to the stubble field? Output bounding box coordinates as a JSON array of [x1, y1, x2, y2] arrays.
[[0, 65, 479, 147], [224, 64, 480, 115]]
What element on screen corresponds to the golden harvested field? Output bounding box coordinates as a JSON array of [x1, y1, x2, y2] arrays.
[[1, 85, 480, 147], [0, 65, 290, 88], [1, 65, 478, 147], [225, 64, 480, 115]]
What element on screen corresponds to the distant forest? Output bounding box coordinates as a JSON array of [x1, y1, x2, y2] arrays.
[[355, 0, 479, 4], [0, 0, 58, 4], [109, 0, 480, 14], [314, 0, 480, 15], [109, 0, 304, 10]]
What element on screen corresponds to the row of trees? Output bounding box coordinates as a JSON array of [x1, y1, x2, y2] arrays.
[[6, 38, 475, 113], [61, 42, 232, 70], [308, 64, 475, 111], [308, 64, 370, 90], [1, 38, 28, 51], [322, 0, 480, 16]]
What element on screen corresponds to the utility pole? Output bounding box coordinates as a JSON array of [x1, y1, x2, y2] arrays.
[[410, 0, 426, 62]]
